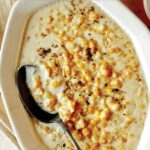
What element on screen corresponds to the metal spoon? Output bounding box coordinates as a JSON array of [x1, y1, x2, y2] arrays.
[[16, 65, 81, 150]]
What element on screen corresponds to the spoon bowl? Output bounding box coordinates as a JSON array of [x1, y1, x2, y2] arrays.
[[16, 65, 81, 150]]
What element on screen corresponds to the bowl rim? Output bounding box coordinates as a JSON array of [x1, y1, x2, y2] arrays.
[[143, 0, 150, 19]]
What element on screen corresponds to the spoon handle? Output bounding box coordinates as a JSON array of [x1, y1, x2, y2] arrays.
[[57, 119, 81, 150]]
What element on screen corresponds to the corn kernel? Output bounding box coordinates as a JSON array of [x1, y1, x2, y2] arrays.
[[93, 126, 100, 133], [85, 75, 92, 82], [62, 36, 70, 41], [58, 30, 65, 38], [96, 51, 103, 59], [51, 79, 63, 88], [91, 134, 99, 143], [66, 16, 73, 23], [105, 87, 112, 94], [44, 91, 52, 98], [82, 128, 91, 136], [124, 117, 134, 128], [100, 138, 108, 144], [138, 103, 145, 109], [122, 100, 130, 106], [103, 147, 115, 150], [46, 28, 51, 34], [120, 136, 127, 143], [78, 63, 84, 69], [83, 69, 92, 82], [95, 88, 102, 97], [110, 79, 122, 89], [73, 131, 83, 141], [125, 42, 131, 48], [47, 16, 53, 24], [75, 119, 85, 129], [43, 98, 50, 107], [34, 88, 44, 97], [89, 39, 97, 49], [55, 103, 61, 110], [99, 24, 107, 32], [101, 121, 108, 127], [72, 24, 79, 30], [100, 132, 109, 144], [112, 72, 118, 78], [88, 106, 95, 114], [45, 66, 51, 76], [34, 75, 41, 81], [85, 143, 91, 150], [95, 77, 100, 85], [92, 143, 100, 149], [43, 126, 51, 134], [72, 116, 78, 123], [95, 110, 100, 117], [49, 95, 57, 102], [100, 64, 107, 76], [77, 15, 84, 24], [90, 119, 99, 126], [89, 12, 100, 22], [80, 38, 88, 48], [128, 133, 135, 138], [109, 103, 120, 112], [49, 97, 57, 111], [100, 108, 110, 121], [35, 81, 42, 88], [67, 148, 74, 150], [65, 41, 75, 51]]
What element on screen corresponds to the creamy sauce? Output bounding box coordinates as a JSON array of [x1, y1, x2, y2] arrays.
[[19, 0, 149, 150]]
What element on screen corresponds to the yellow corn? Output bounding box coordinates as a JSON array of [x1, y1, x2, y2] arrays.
[[51, 79, 63, 88], [95, 110, 100, 117], [82, 128, 91, 136], [89, 12, 100, 22], [91, 134, 99, 143]]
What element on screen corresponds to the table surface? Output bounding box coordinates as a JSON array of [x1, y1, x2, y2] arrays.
[[0, 0, 149, 149], [0, 1, 18, 149]]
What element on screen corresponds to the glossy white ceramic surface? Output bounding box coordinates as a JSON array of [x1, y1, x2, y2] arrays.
[[144, 0, 150, 19]]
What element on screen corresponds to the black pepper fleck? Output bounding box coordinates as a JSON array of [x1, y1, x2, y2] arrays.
[[41, 32, 47, 38], [37, 48, 51, 58], [62, 143, 66, 147]]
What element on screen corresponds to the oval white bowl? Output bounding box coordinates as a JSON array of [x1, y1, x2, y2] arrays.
[[0, 0, 150, 150]]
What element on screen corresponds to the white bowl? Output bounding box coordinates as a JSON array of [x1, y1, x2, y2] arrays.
[[0, 0, 150, 150]]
